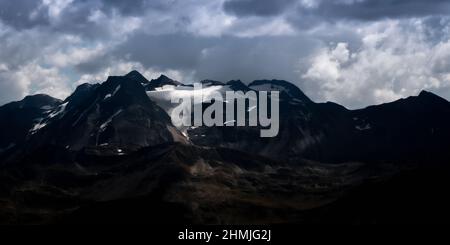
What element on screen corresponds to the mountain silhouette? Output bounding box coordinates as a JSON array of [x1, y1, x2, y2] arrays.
[[1, 70, 450, 224]]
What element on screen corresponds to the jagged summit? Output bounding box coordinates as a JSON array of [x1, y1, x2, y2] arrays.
[[226, 80, 250, 91], [64, 83, 100, 107], [144, 74, 182, 91], [417, 90, 448, 102], [154, 74, 180, 84], [200, 80, 225, 86], [126, 70, 143, 77], [419, 90, 435, 97], [7, 94, 62, 109], [125, 70, 149, 84], [155, 74, 171, 81], [6, 70, 185, 152], [248, 79, 313, 103], [2, 70, 450, 161], [0, 94, 62, 149], [2, 70, 450, 225], [101, 73, 152, 105]]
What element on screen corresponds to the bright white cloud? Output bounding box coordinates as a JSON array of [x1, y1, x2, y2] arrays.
[[0, 62, 71, 104], [46, 44, 107, 68], [42, 0, 74, 19], [302, 20, 450, 108], [186, 2, 236, 37]]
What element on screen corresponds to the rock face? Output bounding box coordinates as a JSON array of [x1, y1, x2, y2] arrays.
[[1, 70, 450, 224], [0, 94, 62, 151], [171, 78, 450, 165], [1, 71, 185, 159]]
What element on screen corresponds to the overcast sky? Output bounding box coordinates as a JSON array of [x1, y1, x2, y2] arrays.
[[1, 0, 450, 108]]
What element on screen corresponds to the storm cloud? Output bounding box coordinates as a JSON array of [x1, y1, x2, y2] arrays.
[[223, 0, 296, 17], [223, 0, 450, 21], [302, 0, 450, 21], [1, 0, 450, 109]]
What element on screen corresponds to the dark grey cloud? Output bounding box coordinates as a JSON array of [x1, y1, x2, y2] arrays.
[[106, 32, 317, 83], [223, 0, 450, 20], [0, 0, 49, 29], [72, 29, 318, 85], [48, 1, 116, 40], [0, 0, 170, 36], [301, 0, 450, 21], [46, 0, 153, 40], [419, 16, 450, 44], [223, 0, 296, 17], [69, 0, 168, 18], [194, 36, 317, 83], [100, 0, 171, 16], [222, 0, 450, 29], [114, 33, 212, 71], [2, 0, 450, 108]]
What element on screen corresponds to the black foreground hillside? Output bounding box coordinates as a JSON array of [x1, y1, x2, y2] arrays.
[[1, 70, 450, 224]]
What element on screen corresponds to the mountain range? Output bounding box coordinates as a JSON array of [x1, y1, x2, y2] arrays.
[[1, 70, 450, 224]]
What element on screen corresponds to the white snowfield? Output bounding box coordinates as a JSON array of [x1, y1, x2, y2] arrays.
[[147, 81, 281, 138], [147, 83, 227, 132], [146, 82, 270, 114], [147, 84, 225, 102]]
